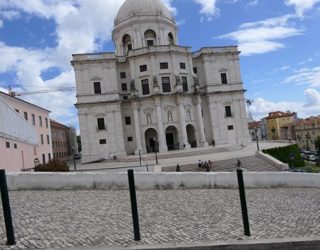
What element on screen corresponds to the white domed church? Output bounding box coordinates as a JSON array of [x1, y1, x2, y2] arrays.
[[72, 0, 251, 163]]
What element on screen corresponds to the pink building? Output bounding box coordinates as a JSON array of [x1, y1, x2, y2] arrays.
[[0, 91, 52, 171]]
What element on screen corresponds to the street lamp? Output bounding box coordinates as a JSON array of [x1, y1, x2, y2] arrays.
[[305, 132, 311, 151], [255, 128, 260, 151]]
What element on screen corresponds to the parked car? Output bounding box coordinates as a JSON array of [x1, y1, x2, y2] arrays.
[[308, 155, 318, 162], [73, 153, 82, 160]]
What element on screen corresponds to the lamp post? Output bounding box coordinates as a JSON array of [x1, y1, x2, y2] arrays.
[[255, 128, 260, 151], [306, 132, 311, 151], [153, 138, 159, 165]]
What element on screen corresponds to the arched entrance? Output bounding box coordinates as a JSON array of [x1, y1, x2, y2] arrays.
[[165, 126, 179, 151], [145, 128, 158, 153], [186, 124, 197, 148]]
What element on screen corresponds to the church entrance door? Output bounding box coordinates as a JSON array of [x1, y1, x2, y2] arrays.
[[145, 128, 158, 153], [186, 124, 197, 148], [165, 126, 179, 150]]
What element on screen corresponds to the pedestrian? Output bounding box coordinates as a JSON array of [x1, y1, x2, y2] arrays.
[[176, 164, 181, 172]]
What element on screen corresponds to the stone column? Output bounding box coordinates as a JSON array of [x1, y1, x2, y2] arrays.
[[195, 95, 208, 147], [154, 97, 167, 153], [132, 102, 142, 155], [208, 99, 224, 146], [177, 95, 191, 149]]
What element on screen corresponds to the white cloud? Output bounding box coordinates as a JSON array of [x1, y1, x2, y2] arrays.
[[250, 88, 320, 119], [193, 0, 219, 16], [283, 66, 320, 87], [245, 0, 259, 8], [285, 0, 320, 16], [218, 15, 303, 56]]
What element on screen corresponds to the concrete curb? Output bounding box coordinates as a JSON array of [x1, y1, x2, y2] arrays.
[[5, 172, 320, 191], [36, 237, 320, 250], [255, 151, 288, 170]]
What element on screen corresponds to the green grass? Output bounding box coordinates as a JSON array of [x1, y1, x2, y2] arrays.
[[293, 161, 320, 173]]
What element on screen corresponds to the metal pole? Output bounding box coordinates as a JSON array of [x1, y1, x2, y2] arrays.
[[256, 134, 259, 151], [155, 150, 158, 165], [236, 169, 251, 236], [73, 157, 77, 171], [127, 170, 141, 241], [139, 150, 142, 167], [0, 170, 16, 245]]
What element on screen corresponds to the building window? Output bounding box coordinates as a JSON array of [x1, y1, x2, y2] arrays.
[[180, 63, 186, 69], [193, 67, 198, 74], [121, 83, 127, 91], [24, 112, 28, 121], [147, 40, 154, 47], [228, 125, 234, 130], [125, 116, 131, 125], [99, 139, 107, 144], [48, 153, 51, 161], [39, 116, 43, 127], [32, 114, 35, 125], [161, 77, 171, 93], [97, 118, 105, 130], [6, 141, 10, 148], [142, 79, 150, 95], [221, 73, 228, 84], [225, 106, 232, 118], [128, 137, 133, 142], [160, 62, 169, 69], [94, 82, 101, 94], [127, 43, 132, 51], [47, 135, 50, 145], [14, 143, 17, 149], [120, 72, 126, 79], [182, 76, 188, 92], [123, 95, 128, 100], [41, 134, 44, 145], [45, 118, 48, 128], [140, 65, 147, 72], [42, 154, 45, 164]]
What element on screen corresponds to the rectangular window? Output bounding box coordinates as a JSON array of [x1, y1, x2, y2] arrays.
[[228, 125, 234, 130], [121, 83, 128, 91], [161, 77, 171, 93], [39, 116, 43, 127], [127, 43, 132, 51], [99, 139, 107, 144], [45, 118, 48, 128], [97, 118, 105, 130], [47, 135, 50, 145], [48, 153, 51, 161], [24, 112, 28, 121], [193, 67, 198, 74], [225, 106, 232, 117], [41, 134, 44, 145], [221, 73, 228, 84], [182, 76, 188, 92], [125, 116, 131, 125], [32, 114, 35, 125], [6, 141, 10, 148], [160, 62, 168, 69], [120, 72, 126, 79], [14, 143, 17, 149], [42, 154, 45, 164], [147, 40, 154, 46], [142, 79, 150, 95], [94, 82, 101, 94], [140, 65, 147, 72], [123, 95, 128, 100], [128, 137, 133, 142], [180, 63, 186, 69]]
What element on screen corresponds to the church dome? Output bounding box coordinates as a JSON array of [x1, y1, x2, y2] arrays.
[[115, 0, 174, 25]]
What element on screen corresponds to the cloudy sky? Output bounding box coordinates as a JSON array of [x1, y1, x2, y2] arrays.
[[0, 0, 319, 131]]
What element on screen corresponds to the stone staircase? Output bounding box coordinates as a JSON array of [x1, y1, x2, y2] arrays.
[[162, 155, 283, 172]]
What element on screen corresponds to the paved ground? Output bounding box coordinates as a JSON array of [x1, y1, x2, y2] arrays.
[[1, 188, 320, 249], [68, 142, 290, 171]]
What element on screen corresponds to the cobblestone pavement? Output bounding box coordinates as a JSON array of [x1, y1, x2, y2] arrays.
[[1, 188, 320, 249]]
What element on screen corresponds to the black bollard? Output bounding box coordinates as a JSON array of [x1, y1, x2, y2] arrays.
[[236, 168, 251, 236], [0, 169, 16, 245], [127, 170, 141, 241]]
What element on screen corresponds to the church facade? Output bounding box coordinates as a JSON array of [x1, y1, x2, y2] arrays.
[[72, 0, 250, 163]]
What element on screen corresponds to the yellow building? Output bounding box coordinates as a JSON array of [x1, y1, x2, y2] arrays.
[[295, 116, 320, 151], [266, 111, 297, 140]]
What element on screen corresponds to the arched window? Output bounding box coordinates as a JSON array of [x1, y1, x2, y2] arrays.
[[168, 111, 173, 122], [146, 113, 152, 125], [144, 29, 157, 47], [168, 32, 174, 45], [122, 34, 132, 54]]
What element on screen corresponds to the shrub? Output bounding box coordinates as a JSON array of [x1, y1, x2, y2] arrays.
[[262, 144, 305, 168], [34, 159, 69, 172]]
